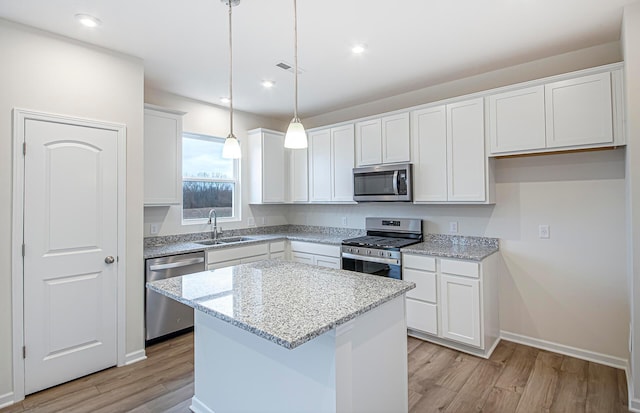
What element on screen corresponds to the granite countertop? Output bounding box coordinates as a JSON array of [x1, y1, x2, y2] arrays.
[[146, 259, 415, 349], [401, 234, 499, 261]]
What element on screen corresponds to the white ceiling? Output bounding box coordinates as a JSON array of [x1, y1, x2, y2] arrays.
[[0, 0, 633, 119]]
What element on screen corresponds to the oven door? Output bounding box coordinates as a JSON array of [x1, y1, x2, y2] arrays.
[[342, 254, 402, 280]]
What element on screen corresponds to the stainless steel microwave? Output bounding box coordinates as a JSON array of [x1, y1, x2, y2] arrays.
[[353, 163, 412, 202]]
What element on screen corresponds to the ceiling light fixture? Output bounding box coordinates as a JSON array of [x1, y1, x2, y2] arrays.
[[221, 0, 241, 159], [219, 97, 230, 104], [261, 80, 275, 88], [352, 44, 366, 54], [75, 14, 101, 28], [284, 0, 307, 149]]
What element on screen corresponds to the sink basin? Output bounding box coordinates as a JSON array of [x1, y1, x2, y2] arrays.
[[195, 237, 252, 246]]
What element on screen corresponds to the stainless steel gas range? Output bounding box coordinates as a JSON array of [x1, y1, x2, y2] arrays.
[[341, 217, 423, 279]]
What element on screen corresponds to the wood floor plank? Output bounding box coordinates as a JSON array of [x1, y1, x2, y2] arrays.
[[0, 333, 630, 413], [548, 357, 588, 413], [515, 351, 563, 412], [586, 362, 622, 413], [495, 343, 539, 394]]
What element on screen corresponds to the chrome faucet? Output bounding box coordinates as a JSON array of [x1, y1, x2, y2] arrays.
[[207, 209, 222, 240]]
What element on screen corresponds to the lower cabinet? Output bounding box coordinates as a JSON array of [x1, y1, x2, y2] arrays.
[[289, 241, 341, 269], [207, 242, 285, 270], [403, 252, 499, 358]]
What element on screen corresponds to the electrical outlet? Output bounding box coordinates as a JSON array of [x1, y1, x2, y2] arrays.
[[247, 217, 255, 227], [449, 221, 458, 233], [539, 224, 550, 239], [341, 216, 348, 227], [150, 224, 159, 235]]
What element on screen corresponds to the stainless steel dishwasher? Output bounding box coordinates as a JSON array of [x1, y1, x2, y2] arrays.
[[145, 251, 205, 342]]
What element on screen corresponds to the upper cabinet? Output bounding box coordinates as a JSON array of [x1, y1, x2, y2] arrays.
[[144, 105, 185, 206], [248, 129, 286, 204], [309, 124, 355, 203], [488, 68, 624, 156], [355, 113, 410, 166], [412, 98, 493, 204], [288, 146, 308, 203]]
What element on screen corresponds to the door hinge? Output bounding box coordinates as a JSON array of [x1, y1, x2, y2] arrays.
[[23, 142, 26, 156], [22, 243, 25, 257], [22, 346, 26, 359]]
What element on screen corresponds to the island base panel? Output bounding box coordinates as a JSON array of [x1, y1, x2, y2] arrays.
[[190, 296, 408, 413]]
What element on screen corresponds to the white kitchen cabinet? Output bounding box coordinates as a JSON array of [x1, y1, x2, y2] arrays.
[[248, 129, 286, 204], [545, 72, 613, 148], [288, 147, 308, 203], [308, 124, 355, 203], [411, 99, 491, 204], [206, 243, 269, 270], [488, 85, 546, 154], [270, 240, 286, 260], [404, 253, 499, 358], [447, 98, 486, 202], [290, 241, 341, 269], [487, 68, 623, 156], [355, 113, 410, 166], [144, 105, 185, 206]]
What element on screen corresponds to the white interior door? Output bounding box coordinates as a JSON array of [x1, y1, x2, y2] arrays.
[[23, 118, 118, 394]]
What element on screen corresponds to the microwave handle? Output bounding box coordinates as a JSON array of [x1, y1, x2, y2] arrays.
[[392, 170, 399, 195]]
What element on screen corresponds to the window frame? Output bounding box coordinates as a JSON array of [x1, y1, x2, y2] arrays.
[[181, 132, 241, 225]]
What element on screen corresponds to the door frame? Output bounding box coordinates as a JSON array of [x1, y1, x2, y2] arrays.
[[11, 109, 127, 402]]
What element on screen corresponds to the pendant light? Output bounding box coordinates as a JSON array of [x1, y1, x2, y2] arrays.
[[221, 0, 241, 159], [284, 0, 308, 149]]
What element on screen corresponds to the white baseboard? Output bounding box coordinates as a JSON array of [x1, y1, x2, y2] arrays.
[[626, 366, 640, 412], [500, 331, 628, 370], [190, 396, 215, 413], [0, 392, 15, 409], [124, 349, 147, 365]]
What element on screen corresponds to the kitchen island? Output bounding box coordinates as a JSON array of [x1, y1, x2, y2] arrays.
[[147, 259, 415, 413]]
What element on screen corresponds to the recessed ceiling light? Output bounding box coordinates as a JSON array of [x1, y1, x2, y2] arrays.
[[75, 14, 101, 28], [261, 80, 275, 88], [220, 97, 231, 104], [352, 44, 366, 54]]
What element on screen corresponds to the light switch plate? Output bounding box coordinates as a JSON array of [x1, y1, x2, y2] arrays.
[[539, 224, 550, 239], [449, 221, 458, 233], [150, 223, 159, 235]]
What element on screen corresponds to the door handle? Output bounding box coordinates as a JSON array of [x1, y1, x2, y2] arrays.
[[105, 256, 115, 264]]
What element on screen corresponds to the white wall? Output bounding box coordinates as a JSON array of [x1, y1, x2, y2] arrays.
[[0, 20, 144, 400], [143, 89, 289, 237], [622, 1, 640, 409]]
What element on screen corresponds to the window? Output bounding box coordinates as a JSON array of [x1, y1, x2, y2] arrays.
[[182, 133, 239, 221]]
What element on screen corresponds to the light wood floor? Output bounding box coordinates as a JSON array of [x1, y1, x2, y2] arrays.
[[1, 333, 629, 413]]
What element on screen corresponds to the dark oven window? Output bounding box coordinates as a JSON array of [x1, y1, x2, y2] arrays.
[[342, 257, 401, 280]]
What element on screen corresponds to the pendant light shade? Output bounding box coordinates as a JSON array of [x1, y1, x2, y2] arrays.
[[221, 0, 241, 159], [284, 0, 307, 149]]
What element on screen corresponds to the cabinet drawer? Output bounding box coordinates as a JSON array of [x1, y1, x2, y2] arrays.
[[403, 254, 436, 271], [441, 259, 479, 278], [208, 259, 241, 270], [404, 268, 437, 303], [207, 243, 269, 263], [291, 251, 314, 265], [270, 241, 286, 253], [241, 254, 268, 264], [406, 298, 438, 335], [315, 256, 341, 269], [270, 251, 285, 260], [290, 241, 340, 258]]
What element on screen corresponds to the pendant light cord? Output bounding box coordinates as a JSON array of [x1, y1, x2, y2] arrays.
[[228, 0, 234, 137], [293, 0, 299, 121]]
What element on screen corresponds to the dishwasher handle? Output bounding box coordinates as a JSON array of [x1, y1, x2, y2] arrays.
[[149, 257, 205, 271]]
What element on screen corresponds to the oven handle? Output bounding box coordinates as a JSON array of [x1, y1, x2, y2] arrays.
[[341, 252, 400, 266]]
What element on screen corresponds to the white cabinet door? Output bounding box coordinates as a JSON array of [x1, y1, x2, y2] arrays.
[[314, 256, 341, 269], [331, 124, 355, 202], [262, 131, 286, 203], [411, 106, 448, 202], [291, 251, 314, 265], [403, 268, 437, 303], [144, 107, 183, 205], [440, 274, 481, 347], [446, 98, 486, 202], [489, 85, 546, 154], [241, 254, 268, 264], [545, 72, 613, 148], [289, 147, 308, 202], [382, 112, 410, 164], [308, 129, 332, 202], [208, 259, 242, 270], [355, 119, 382, 166], [406, 298, 438, 335]]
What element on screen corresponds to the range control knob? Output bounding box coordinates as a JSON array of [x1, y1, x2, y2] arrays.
[[367, 250, 371, 255], [354, 248, 359, 254], [378, 250, 384, 257]]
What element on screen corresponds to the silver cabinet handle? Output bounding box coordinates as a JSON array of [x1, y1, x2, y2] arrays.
[[105, 256, 115, 264], [149, 257, 205, 271]]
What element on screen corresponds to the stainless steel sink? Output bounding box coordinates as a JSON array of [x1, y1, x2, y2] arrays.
[[195, 237, 252, 246]]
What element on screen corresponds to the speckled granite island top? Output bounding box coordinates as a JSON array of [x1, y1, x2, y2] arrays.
[[146, 259, 415, 349]]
